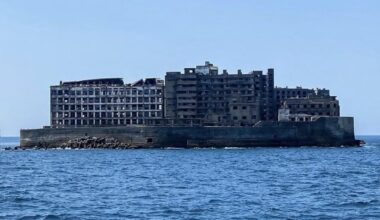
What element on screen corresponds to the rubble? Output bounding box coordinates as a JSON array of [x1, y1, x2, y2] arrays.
[[60, 136, 131, 149]]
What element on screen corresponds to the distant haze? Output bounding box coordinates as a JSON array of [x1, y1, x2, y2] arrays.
[[0, 0, 379, 136]]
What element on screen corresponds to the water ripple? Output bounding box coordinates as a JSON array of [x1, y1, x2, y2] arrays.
[[0, 136, 380, 219]]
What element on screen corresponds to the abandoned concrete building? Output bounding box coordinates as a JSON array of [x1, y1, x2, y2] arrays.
[[278, 93, 340, 121], [50, 62, 341, 128], [50, 78, 164, 128], [274, 87, 330, 109], [276, 86, 340, 122], [165, 62, 275, 126]]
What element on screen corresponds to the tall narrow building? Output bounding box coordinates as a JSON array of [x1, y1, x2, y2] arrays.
[[165, 62, 275, 126]]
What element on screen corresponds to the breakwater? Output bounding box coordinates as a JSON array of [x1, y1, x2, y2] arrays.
[[20, 117, 358, 148]]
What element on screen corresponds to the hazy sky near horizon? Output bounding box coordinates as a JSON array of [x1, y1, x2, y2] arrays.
[[0, 0, 379, 136]]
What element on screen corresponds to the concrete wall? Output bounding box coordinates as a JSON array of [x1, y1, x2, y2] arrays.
[[20, 117, 357, 148]]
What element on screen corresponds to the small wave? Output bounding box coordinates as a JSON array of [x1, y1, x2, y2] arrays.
[[163, 209, 182, 215], [43, 215, 62, 220], [192, 147, 217, 150], [338, 199, 379, 207], [17, 214, 65, 220], [224, 147, 246, 150], [164, 147, 183, 150], [208, 199, 223, 203], [12, 196, 37, 203], [363, 144, 380, 148], [18, 215, 43, 220]]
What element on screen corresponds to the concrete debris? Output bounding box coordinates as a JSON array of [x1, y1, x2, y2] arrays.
[[60, 136, 131, 149]]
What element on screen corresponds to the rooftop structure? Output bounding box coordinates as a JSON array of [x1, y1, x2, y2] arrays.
[[61, 78, 124, 86]]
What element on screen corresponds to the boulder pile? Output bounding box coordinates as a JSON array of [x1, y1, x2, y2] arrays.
[[60, 136, 131, 149]]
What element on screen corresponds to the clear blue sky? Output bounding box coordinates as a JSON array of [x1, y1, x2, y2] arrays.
[[0, 0, 379, 136]]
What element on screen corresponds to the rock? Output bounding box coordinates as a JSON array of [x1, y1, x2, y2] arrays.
[[56, 136, 128, 149]]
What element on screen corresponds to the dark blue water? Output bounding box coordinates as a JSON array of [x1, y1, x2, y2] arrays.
[[1, 136, 379, 219]]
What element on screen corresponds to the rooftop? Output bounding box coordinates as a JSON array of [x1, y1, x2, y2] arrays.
[[61, 78, 124, 86]]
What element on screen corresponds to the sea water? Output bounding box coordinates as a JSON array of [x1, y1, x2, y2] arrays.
[[1, 136, 379, 219]]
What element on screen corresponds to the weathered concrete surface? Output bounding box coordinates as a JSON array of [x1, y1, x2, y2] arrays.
[[20, 117, 359, 148]]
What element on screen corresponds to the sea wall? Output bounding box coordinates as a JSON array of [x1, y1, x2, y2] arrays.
[[20, 117, 357, 148]]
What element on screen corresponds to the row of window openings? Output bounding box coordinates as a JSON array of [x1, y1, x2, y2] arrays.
[[52, 89, 162, 96], [276, 91, 309, 96], [54, 111, 162, 118], [52, 104, 162, 111], [180, 115, 257, 120], [199, 91, 261, 95], [176, 103, 254, 110], [276, 90, 329, 96], [233, 115, 257, 120], [178, 83, 266, 88], [176, 89, 267, 95], [198, 77, 270, 83], [290, 117, 311, 122], [287, 103, 337, 109], [290, 111, 336, 116], [53, 119, 145, 126], [53, 97, 162, 103], [199, 84, 267, 89], [178, 97, 257, 102]]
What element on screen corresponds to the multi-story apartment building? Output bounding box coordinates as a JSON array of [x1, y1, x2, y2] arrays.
[[274, 87, 337, 117], [165, 62, 275, 126], [280, 94, 339, 117], [50, 78, 164, 128], [274, 87, 330, 108], [49, 62, 340, 128]]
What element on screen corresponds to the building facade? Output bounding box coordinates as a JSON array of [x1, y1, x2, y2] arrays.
[[274, 87, 339, 120], [279, 94, 340, 118], [165, 62, 275, 126], [50, 78, 164, 128], [49, 62, 341, 128], [274, 87, 330, 109]]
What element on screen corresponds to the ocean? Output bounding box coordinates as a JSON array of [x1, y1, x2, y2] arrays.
[[1, 136, 379, 219]]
